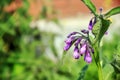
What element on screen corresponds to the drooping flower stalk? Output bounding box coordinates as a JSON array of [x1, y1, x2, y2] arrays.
[[64, 29, 94, 63], [73, 46, 80, 59]]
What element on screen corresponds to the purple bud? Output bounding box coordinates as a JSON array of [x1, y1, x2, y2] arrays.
[[84, 50, 92, 63], [88, 17, 97, 30], [89, 46, 94, 54], [73, 46, 80, 59], [88, 19, 93, 30], [81, 29, 89, 34], [75, 37, 82, 46], [63, 43, 72, 51], [67, 32, 78, 38], [91, 48, 94, 54], [80, 43, 87, 55], [105, 31, 108, 35], [99, 7, 103, 13], [65, 36, 75, 44]]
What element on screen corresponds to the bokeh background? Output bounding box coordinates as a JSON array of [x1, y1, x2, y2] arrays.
[[0, 0, 120, 80]]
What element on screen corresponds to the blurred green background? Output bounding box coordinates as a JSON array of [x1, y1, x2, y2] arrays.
[[0, 0, 120, 80]]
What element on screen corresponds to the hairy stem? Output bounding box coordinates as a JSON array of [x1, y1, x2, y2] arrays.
[[98, 59, 103, 80], [93, 42, 103, 80]]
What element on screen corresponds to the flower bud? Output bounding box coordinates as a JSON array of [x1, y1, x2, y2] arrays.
[[80, 43, 87, 54], [73, 46, 80, 59], [84, 50, 92, 63]]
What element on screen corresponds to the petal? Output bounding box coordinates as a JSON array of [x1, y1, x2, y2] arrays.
[[67, 32, 78, 38], [81, 29, 89, 34], [65, 36, 75, 44], [75, 37, 82, 46], [105, 31, 108, 35], [88, 17, 97, 30], [88, 19, 93, 30], [84, 50, 92, 63], [63, 43, 72, 51], [73, 51, 80, 59], [73, 46, 80, 59], [89, 46, 94, 54], [80, 43, 87, 54], [99, 7, 103, 13]]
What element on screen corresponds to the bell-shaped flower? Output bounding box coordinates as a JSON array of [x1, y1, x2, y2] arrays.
[[80, 43, 87, 55], [64, 43, 72, 51], [64, 29, 94, 63], [81, 29, 89, 34], [75, 37, 82, 46], [88, 19, 93, 30], [89, 46, 94, 54], [73, 46, 80, 59], [88, 17, 97, 30], [84, 49, 92, 63], [67, 32, 78, 38], [65, 36, 75, 44]]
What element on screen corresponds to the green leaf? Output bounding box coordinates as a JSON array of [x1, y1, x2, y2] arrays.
[[77, 65, 89, 80], [104, 6, 120, 18], [103, 64, 114, 80], [92, 18, 101, 38], [98, 18, 111, 41], [111, 54, 120, 73], [61, 51, 67, 65], [92, 18, 111, 44], [81, 0, 97, 16], [12, 64, 25, 76]]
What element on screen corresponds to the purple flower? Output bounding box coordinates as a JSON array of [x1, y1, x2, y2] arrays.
[[63, 43, 72, 51], [81, 29, 89, 34], [64, 30, 94, 63], [65, 36, 75, 44], [89, 46, 94, 54], [88, 19, 93, 30], [75, 37, 82, 46], [64, 36, 77, 51], [67, 32, 78, 38], [105, 31, 108, 35], [80, 43, 87, 55], [73, 46, 80, 59], [99, 7, 103, 12], [99, 7, 103, 14], [84, 49, 92, 63], [88, 17, 97, 30]]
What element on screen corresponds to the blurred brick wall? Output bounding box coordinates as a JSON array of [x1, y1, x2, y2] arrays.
[[29, 0, 120, 18], [112, 0, 120, 7]]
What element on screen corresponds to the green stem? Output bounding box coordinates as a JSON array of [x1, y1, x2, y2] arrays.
[[98, 59, 103, 80], [93, 42, 103, 80]]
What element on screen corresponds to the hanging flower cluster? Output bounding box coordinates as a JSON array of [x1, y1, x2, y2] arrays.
[[64, 28, 94, 63], [63, 8, 100, 64]]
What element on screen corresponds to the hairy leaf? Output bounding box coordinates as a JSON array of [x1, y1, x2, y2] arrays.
[[98, 18, 111, 41], [103, 64, 114, 80], [104, 6, 120, 18], [111, 54, 120, 73], [81, 0, 97, 16], [92, 18, 111, 44], [92, 19, 101, 38], [77, 65, 89, 80]]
